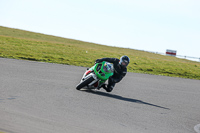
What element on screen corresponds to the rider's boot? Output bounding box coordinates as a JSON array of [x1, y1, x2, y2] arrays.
[[97, 84, 106, 90], [102, 84, 113, 92]]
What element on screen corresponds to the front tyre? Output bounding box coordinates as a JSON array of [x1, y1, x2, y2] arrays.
[[76, 76, 94, 90]]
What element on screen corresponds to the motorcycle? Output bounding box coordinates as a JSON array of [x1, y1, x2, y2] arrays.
[[76, 61, 114, 90]]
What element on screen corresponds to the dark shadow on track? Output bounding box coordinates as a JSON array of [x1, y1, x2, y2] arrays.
[[83, 90, 170, 110]]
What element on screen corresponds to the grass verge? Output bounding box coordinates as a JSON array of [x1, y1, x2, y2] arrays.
[[0, 26, 200, 79]]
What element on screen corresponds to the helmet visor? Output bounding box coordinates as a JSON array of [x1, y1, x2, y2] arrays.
[[121, 60, 129, 67]]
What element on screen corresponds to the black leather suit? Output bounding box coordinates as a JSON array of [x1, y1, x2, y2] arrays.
[[96, 58, 127, 92]]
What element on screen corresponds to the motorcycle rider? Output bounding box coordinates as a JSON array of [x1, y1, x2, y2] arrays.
[[95, 55, 130, 92]]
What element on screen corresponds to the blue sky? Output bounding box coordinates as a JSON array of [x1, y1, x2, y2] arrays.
[[1, 0, 200, 60]]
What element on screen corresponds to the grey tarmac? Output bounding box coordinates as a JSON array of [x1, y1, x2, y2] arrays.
[[0, 58, 199, 133]]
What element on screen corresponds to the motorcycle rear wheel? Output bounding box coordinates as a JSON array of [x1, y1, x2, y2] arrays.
[[76, 76, 94, 90]]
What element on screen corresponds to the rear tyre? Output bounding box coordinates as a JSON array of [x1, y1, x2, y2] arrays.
[[76, 76, 94, 90]]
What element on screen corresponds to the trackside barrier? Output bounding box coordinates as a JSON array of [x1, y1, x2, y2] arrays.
[[145, 51, 200, 62]]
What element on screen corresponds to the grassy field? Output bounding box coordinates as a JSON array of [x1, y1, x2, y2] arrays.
[[0, 26, 200, 80]]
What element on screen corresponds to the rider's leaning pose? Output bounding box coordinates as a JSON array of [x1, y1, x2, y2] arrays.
[[95, 55, 130, 92]]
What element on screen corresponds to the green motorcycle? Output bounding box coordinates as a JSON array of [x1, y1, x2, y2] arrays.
[[76, 61, 114, 90]]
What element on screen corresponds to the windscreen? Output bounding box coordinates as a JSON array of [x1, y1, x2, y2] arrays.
[[103, 62, 114, 73]]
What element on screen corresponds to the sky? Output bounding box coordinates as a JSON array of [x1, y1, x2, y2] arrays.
[[0, 0, 200, 61]]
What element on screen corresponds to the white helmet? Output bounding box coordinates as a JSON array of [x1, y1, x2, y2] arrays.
[[119, 55, 130, 68]]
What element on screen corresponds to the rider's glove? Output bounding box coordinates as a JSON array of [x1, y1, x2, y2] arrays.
[[95, 59, 101, 63]]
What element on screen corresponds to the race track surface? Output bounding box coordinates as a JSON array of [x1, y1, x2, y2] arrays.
[[0, 58, 200, 133]]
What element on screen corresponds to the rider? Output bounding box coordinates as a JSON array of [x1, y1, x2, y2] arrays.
[[95, 55, 130, 92]]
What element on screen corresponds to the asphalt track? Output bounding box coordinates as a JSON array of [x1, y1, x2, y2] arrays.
[[0, 58, 200, 133]]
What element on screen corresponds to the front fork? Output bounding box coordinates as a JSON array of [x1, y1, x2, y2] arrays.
[[82, 70, 105, 89]]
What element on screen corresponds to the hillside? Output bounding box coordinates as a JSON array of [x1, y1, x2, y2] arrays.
[[0, 26, 200, 79]]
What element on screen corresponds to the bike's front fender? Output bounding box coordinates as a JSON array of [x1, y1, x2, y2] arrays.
[[83, 73, 97, 81]]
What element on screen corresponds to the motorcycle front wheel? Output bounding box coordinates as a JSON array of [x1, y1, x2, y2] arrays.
[[76, 76, 94, 90]]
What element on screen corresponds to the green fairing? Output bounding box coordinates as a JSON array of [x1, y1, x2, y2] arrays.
[[76, 61, 114, 90], [89, 61, 113, 82]]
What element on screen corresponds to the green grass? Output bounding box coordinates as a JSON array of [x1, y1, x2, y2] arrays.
[[0, 26, 200, 79]]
